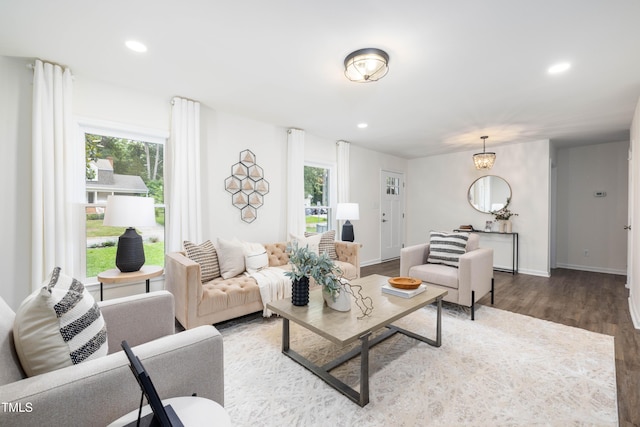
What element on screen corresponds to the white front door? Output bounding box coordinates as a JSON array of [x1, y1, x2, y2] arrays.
[[381, 170, 404, 261]]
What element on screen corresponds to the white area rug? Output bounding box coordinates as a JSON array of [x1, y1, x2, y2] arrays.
[[221, 305, 617, 426]]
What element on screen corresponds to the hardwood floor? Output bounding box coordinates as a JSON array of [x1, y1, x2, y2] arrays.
[[362, 260, 639, 426]]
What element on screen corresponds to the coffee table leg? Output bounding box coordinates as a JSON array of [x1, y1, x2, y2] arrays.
[[359, 333, 371, 406], [282, 318, 290, 352], [436, 296, 442, 347]]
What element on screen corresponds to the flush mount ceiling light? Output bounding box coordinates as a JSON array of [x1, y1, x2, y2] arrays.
[[125, 40, 148, 53], [473, 136, 496, 170], [344, 48, 389, 82], [357, 123, 368, 129]]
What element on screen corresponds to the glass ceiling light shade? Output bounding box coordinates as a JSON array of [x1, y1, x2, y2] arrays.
[[473, 136, 496, 170], [344, 48, 389, 82]]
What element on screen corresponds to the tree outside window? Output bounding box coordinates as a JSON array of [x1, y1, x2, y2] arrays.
[[304, 165, 332, 233]]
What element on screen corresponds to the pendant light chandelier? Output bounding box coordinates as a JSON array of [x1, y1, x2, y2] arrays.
[[473, 136, 496, 170], [344, 48, 389, 82]]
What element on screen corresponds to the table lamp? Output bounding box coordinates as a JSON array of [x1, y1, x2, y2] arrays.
[[336, 203, 360, 242], [103, 195, 156, 272]]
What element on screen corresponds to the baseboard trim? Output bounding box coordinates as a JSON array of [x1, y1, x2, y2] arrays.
[[555, 263, 626, 276]]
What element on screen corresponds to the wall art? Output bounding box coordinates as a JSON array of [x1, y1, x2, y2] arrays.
[[225, 149, 269, 223]]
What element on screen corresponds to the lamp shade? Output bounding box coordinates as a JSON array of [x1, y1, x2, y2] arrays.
[[336, 203, 360, 221], [103, 196, 156, 227]]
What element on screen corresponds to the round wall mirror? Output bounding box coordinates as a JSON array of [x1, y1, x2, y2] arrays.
[[468, 175, 511, 213]]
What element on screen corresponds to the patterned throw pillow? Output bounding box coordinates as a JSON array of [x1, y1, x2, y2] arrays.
[[427, 231, 469, 268], [304, 230, 338, 260], [13, 267, 108, 377], [184, 240, 221, 282]]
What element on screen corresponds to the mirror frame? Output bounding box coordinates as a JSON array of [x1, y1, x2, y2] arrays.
[[468, 175, 512, 214]]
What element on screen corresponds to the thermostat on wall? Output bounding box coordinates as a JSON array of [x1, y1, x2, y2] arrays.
[[594, 191, 607, 197]]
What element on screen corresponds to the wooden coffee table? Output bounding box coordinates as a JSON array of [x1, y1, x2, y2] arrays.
[[266, 274, 447, 407]]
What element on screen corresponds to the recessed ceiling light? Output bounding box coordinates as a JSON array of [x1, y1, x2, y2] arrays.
[[125, 40, 148, 53], [548, 62, 571, 74], [357, 123, 368, 129]]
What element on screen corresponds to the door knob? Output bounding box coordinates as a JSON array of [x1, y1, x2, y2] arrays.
[[382, 219, 387, 223], [624, 225, 632, 230]]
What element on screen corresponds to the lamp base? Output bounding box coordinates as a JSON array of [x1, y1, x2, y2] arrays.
[[115, 228, 145, 272], [341, 220, 355, 242]]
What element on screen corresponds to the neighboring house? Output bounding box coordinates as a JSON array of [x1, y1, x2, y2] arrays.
[[86, 158, 148, 210]]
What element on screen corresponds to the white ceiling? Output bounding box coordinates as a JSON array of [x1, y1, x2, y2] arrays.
[[2, 1, 639, 158]]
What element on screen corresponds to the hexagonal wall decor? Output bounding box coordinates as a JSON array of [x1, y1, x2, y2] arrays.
[[225, 149, 269, 223]]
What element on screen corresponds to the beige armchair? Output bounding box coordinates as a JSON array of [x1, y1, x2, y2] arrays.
[[400, 233, 494, 320], [0, 291, 224, 427]]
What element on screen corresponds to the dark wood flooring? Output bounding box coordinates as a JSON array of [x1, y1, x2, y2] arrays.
[[362, 260, 639, 426]]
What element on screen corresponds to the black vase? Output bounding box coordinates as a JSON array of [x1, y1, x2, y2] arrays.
[[291, 276, 310, 306]]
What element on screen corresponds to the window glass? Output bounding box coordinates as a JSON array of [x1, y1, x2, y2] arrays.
[[304, 165, 332, 233], [84, 133, 165, 278]]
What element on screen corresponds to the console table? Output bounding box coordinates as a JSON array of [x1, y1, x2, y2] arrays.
[[455, 230, 518, 274]]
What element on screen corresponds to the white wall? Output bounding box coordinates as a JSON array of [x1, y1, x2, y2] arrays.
[[555, 141, 629, 274], [0, 57, 33, 309], [349, 145, 408, 266], [405, 140, 551, 276]]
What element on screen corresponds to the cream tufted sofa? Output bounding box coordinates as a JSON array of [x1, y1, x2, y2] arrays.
[[165, 241, 361, 329]]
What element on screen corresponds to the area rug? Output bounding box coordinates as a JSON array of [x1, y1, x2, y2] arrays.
[[221, 305, 617, 426]]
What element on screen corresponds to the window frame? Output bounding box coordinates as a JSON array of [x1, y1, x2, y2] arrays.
[[77, 118, 169, 283], [303, 161, 337, 233]]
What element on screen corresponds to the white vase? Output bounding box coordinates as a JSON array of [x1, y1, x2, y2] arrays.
[[498, 220, 506, 233], [505, 220, 512, 233], [323, 284, 351, 311]]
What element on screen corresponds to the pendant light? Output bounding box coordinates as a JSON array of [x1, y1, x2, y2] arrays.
[[473, 136, 496, 170]]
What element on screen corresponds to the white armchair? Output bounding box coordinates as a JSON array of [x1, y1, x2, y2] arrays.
[[400, 233, 494, 319]]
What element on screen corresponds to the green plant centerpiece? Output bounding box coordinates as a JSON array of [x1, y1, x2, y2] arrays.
[[284, 241, 349, 310]]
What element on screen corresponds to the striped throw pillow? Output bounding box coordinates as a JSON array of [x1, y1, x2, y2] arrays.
[[427, 231, 469, 268], [304, 230, 338, 260], [184, 240, 221, 282], [13, 267, 108, 377]]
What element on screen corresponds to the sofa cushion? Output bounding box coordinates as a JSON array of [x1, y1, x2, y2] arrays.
[[0, 297, 24, 385], [243, 242, 269, 274], [334, 261, 357, 281], [217, 238, 246, 279], [408, 263, 459, 289], [305, 230, 338, 260], [289, 233, 322, 254], [427, 231, 469, 268], [184, 240, 221, 282], [13, 267, 108, 377], [200, 276, 262, 314]]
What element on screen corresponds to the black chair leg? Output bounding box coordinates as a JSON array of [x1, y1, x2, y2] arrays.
[[471, 290, 475, 321]]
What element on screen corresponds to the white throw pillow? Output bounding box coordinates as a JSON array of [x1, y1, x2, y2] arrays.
[[243, 242, 269, 275], [304, 230, 338, 260], [289, 233, 322, 254], [13, 267, 108, 377], [217, 238, 246, 279]]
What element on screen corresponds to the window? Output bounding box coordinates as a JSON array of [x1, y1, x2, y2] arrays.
[[304, 164, 335, 233], [83, 130, 165, 279]]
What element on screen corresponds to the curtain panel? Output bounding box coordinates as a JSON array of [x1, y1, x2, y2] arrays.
[[287, 129, 305, 236], [31, 59, 80, 290], [166, 97, 202, 252], [336, 140, 350, 203]]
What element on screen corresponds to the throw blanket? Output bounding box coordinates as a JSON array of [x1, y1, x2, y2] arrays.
[[246, 267, 292, 317]]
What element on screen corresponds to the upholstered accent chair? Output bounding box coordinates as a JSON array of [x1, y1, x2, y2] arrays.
[[400, 233, 494, 319], [0, 291, 224, 427]]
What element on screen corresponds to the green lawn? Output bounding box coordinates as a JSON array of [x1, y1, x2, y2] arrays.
[[86, 242, 164, 277]]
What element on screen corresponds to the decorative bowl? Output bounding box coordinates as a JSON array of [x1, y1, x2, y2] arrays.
[[388, 277, 422, 290]]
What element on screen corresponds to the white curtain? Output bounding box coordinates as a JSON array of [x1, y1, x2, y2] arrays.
[[31, 59, 78, 290], [166, 97, 202, 252], [287, 128, 305, 236], [336, 140, 350, 203]]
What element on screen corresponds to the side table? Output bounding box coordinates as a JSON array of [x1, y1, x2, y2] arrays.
[[97, 265, 164, 301]]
